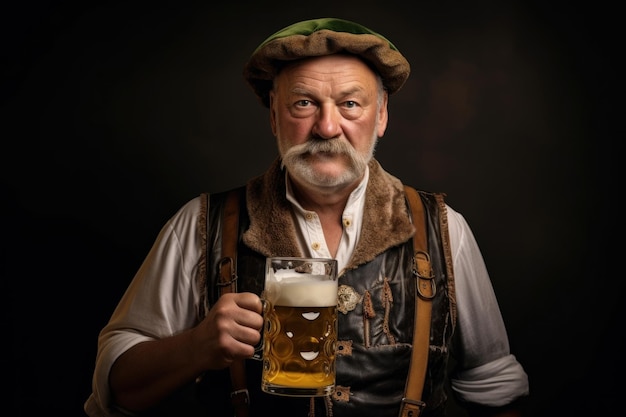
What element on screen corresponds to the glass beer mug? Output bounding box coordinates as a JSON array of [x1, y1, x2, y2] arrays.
[[260, 257, 338, 396]]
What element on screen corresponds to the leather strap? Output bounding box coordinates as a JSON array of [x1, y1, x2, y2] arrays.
[[217, 188, 250, 417], [400, 185, 435, 417]]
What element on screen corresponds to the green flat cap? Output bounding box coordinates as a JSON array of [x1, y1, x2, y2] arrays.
[[243, 18, 411, 107]]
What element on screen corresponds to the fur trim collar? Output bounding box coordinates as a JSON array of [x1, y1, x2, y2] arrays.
[[243, 158, 415, 270]]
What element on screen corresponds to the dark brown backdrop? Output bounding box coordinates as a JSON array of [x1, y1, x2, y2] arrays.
[[2, 1, 619, 415]]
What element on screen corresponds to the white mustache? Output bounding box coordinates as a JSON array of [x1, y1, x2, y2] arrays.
[[281, 137, 373, 188], [291, 138, 353, 155]]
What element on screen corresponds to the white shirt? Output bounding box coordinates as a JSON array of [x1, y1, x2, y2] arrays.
[[285, 168, 368, 275], [84, 177, 529, 416]]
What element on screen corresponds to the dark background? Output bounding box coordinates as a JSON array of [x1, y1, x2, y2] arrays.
[[2, 1, 620, 415]]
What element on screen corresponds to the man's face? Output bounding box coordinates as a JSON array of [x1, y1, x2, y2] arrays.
[[269, 54, 388, 193]]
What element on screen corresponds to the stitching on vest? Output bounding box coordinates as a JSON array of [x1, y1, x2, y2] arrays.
[[381, 277, 396, 345], [435, 193, 457, 328], [362, 290, 374, 347], [197, 192, 209, 319]]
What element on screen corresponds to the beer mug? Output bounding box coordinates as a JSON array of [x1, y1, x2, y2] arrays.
[[260, 257, 338, 396]]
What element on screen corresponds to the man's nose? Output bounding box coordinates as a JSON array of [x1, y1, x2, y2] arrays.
[[312, 105, 342, 139]]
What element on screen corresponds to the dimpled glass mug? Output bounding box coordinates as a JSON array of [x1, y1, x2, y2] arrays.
[[260, 257, 338, 396]]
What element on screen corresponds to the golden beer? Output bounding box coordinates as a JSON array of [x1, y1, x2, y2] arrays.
[[261, 258, 338, 396]]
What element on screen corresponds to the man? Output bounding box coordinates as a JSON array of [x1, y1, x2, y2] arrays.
[[85, 18, 529, 417]]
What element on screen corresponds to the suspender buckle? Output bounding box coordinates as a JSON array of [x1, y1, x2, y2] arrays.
[[399, 397, 426, 417], [230, 388, 250, 410], [413, 251, 436, 300], [217, 257, 238, 291]]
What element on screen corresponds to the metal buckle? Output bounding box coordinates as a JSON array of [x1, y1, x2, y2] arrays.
[[230, 388, 250, 406], [399, 397, 426, 417], [216, 257, 238, 287], [413, 251, 436, 299]]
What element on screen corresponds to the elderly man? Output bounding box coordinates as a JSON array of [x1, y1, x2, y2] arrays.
[[85, 18, 529, 417]]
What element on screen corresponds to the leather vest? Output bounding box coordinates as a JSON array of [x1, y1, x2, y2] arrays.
[[195, 184, 456, 417]]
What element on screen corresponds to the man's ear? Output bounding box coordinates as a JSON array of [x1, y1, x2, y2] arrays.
[[377, 91, 389, 138]]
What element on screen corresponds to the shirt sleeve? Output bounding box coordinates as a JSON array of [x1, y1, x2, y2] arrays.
[[445, 205, 529, 407], [85, 197, 204, 416]]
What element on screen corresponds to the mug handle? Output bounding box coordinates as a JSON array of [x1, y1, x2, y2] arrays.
[[251, 296, 267, 361]]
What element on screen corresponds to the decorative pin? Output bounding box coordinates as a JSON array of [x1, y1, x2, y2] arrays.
[[337, 284, 362, 314]]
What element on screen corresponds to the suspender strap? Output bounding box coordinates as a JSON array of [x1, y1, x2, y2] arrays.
[[217, 188, 250, 417], [400, 186, 435, 417]]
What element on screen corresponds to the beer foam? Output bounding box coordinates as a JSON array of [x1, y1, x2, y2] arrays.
[[266, 273, 337, 307]]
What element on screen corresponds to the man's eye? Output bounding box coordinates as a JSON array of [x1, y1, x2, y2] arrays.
[[296, 100, 311, 107], [344, 101, 357, 108]]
